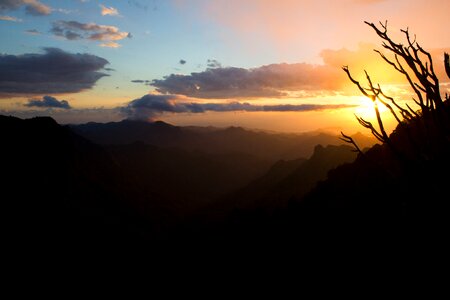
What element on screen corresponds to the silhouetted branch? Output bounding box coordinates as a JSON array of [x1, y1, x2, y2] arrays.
[[340, 132, 363, 155], [355, 115, 385, 143], [445, 53, 450, 79], [365, 21, 444, 113]]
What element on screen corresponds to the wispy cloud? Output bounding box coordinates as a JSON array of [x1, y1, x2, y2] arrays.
[[120, 94, 356, 121], [0, 15, 21, 21], [100, 4, 120, 16], [50, 20, 131, 47], [131, 79, 151, 85], [100, 41, 120, 48], [24, 28, 41, 35]]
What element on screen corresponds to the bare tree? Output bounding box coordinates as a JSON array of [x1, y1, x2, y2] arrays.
[[342, 21, 450, 160]]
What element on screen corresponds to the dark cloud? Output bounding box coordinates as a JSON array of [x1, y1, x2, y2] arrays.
[[207, 59, 222, 68], [179, 59, 186, 65], [25, 95, 71, 109], [120, 94, 355, 120], [151, 63, 343, 99], [50, 20, 130, 47], [0, 0, 51, 16], [0, 47, 109, 97]]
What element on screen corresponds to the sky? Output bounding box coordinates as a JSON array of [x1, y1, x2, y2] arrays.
[[0, 0, 449, 133]]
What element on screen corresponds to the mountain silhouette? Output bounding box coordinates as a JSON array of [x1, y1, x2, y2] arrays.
[[210, 144, 357, 216], [71, 120, 375, 162], [1, 115, 160, 252]]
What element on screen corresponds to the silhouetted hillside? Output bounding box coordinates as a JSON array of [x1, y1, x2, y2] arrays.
[[71, 120, 376, 162], [299, 116, 450, 235], [202, 144, 356, 220], [0, 115, 152, 250]]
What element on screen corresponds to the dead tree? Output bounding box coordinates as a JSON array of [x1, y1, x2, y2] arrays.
[[342, 21, 450, 159]]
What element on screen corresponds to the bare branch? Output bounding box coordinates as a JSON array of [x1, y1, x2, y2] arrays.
[[340, 132, 363, 155], [445, 53, 450, 79], [355, 115, 385, 142]]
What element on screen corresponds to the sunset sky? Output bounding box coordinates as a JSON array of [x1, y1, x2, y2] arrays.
[[1, 0, 449, 133]]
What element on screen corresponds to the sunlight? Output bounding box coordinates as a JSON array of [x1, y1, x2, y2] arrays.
[[355, 96, 388, 119]]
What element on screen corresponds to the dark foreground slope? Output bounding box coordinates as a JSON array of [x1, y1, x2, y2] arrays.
[[0, 115, 152, 250], [8, 113, 445, 255], [1, 116, 273, 247]]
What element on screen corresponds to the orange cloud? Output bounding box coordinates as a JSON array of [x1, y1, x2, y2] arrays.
[[100, 4, 119, 16], [150, 42, 449, 100]]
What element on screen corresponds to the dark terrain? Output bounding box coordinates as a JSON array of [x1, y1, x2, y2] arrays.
[[3, 111, 449, 256]]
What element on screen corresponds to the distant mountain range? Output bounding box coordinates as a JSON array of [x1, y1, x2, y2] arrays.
[[2, 114, 382, 251], [220, 144, 358, 213], [70, 119, 376, 162]]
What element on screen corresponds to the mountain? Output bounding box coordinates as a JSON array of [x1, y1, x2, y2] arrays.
[[206, 144, 357, 218], [1, 115, 272, 244], [0, 115, 152, 249], [71, 120, 376, 162]]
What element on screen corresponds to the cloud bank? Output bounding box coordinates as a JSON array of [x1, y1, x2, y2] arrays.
[[25, 95, 71, 109], [151, 63, 343, 99], [151, 43, 450, 101], [51, 20, 131, 47], [0, 48, 109, 97], [0, 0, 51, 16], [121, 94, 355, 120]]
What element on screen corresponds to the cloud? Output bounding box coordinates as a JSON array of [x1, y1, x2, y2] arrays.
[[206, 59, 221, 68], [151, 43, 450, 100], [151, 62, 343, 99], [100, 41, 120, 48], [120, 94, 355, 120], [0, 48, 109, 97], [50, 20, 131, 47], [0, 0, 51, 16], [179, 59, 186, 65], [25, 28, 40, 34], [53, 8, 76, 14], [0, 14, 21, 21], [131, 79, 151, 85], [100, 4, 119, 16], [127, 0, 148, 11], [25, 95, 71, 109]]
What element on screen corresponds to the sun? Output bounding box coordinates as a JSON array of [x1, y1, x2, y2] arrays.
[[355, 96, 389, 119]]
